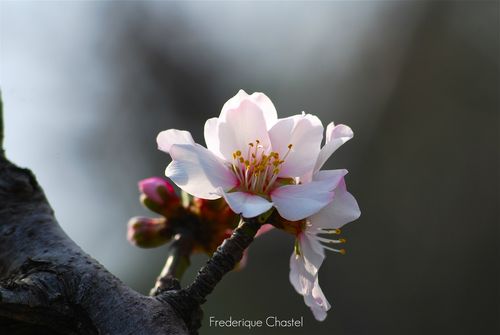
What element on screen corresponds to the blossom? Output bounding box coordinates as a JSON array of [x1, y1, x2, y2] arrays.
[[157, 90, 337, 220], [127, 216, 173, 248], [288, 122, 361, 321], [138, 177, 181, 216]]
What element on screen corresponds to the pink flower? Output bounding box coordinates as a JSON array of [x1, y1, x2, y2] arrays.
[[127, 216, 173, 248], [138, 177, 180, 216], [138, 177, 175, 204], [157, 90, 337, 220], [289, 123, 361, 321]]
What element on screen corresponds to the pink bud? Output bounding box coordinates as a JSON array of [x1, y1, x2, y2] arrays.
[[127, 216, 173, 248], [138, 177, 180, 216]]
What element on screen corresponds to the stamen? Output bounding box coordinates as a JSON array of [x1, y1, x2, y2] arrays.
[[322, 245, 346, 255], [230, 140, 294, 194], [315, 236, 346, 244], [321, 228, 341, 234]]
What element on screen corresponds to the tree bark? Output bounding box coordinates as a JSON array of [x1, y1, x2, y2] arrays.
[[0, 98, 258, 334], [0, 148, 191, 334]]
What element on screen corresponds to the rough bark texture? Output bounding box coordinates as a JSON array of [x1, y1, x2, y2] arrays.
[[0, 155, 190, 334], [0, 100, 258, 334], [155, 218, 260, 333]]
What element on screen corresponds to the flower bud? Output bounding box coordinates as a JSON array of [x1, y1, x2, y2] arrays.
[[138, 177, 180, 216], [192, 197, 238, 226], [127, 216, 173, 248]]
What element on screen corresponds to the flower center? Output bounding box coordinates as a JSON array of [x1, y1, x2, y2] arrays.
[[230, 140, 293, 195]]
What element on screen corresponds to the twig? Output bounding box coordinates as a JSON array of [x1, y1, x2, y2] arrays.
[[158, 216, 261, 334], [150, 233, 194, 295]]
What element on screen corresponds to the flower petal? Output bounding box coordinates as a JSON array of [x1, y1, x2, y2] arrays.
[[220, 90, 278, 128], [256, 223, 274, 237], [157, 129, 195, 154], [304, 277, 331, 321], [216, 188, 273, 218], [249, 92, 278, 127], [309, 178, 361, 229], [138, 177, 175, 204], [271, 179, 336, 221], [204, 117, 224, 158], [313, 169, 348, 190], [218, 99, 272, 161], [314, 123, 353, 173], [290, 251, 330, 321], [269, 113, 324, 177], [299, 233, 325, 277], [165, 144, 236, 199], [219, 89, 249, 121], [289, 252, 314, 295]]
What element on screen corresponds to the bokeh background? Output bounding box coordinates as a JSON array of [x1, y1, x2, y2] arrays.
[[1, 1, 498, 334]]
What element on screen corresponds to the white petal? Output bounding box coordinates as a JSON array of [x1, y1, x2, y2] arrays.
[[249, 92, 278, 127], [217, 188, 273, 218], [299, 233, 325, 277], [309, 178, 361, 229], [165, 144, 236, 199], [289, 246, 330, 321], [314, 123, 353, 173], [289, 252, 314, 295], [156, 129, 195, 154], [313, 169, 348, 190], [203, 117, 224, 158], [271, 179, 335, 221], [304, 277, 331, 321], [269, 114, 323, 177], [217, 99, 272, 161], [220, 90, 278, 128], [219, 89, 249, 121]]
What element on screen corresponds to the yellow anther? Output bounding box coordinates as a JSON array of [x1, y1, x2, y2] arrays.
[[339, 249, 346, 255], [235, 150, 242, 156], [339, 238, 347, 243], [244, 160, 250, 166], [288, 144, 293, 149], [239, 157, 244, 163], [322, 228, 341, 234], [273, 168, 280, 174]]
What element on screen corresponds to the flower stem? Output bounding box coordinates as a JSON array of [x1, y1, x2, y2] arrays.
[[150, 232, 194, 295], [158, 216, 261, 334]]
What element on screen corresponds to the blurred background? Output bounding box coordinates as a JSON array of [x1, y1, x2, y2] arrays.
[[0, 1, 498, 334]]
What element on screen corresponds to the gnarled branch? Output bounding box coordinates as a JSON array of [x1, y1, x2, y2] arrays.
[[0, 96, 257, 334]]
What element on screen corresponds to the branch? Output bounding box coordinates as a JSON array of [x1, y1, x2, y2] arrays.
[[157, 217, 261, 334], [0, 97, 188, 334], [0, 94, 261, 334], [150, 233, 194, 295]]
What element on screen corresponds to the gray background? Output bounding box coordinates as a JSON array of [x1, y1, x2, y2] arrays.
[[0, 1, 498, 334]]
